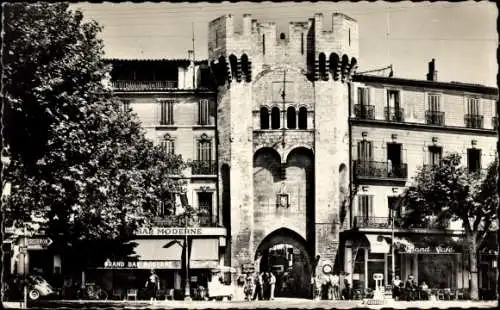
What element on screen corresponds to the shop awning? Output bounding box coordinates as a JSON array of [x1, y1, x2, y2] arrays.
[[129, 239, 184, 269], [365, 234, 390, 254], [190, 238, 219, 269]]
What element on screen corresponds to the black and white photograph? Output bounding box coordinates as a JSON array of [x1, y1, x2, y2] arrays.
[[1, 1, 498, 309]]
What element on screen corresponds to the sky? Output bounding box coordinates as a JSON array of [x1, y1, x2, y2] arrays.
[[71, 1, 498, 87]]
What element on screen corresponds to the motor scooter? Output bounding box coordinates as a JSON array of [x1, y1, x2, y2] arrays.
[[27, 275, 58, 301]]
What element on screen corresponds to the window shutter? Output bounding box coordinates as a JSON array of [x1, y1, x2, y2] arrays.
[[367, 141, 373, 161], [369, 196, 374, 217], [357, 88, 363, 106], [357, 141, 362, 160], [366, 88, 371, 105]]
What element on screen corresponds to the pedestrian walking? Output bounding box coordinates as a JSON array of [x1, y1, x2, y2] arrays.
[[268, 271, 276, 300], [405, 275, 415, 301], [262, 272, 270, 300], [332, 273, 340, 300], [341, 278, 351, 300], [392, 275, 402, 300], [252, 272, 263, 300], [145, 269, 160, 301]]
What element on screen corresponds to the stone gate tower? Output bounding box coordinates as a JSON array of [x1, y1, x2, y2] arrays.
[[209, 12, 358, 291]]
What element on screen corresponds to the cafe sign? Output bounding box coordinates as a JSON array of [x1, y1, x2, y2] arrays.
[[402, 246, 457, 254], [135, 226, 227, 236], [103, 259, 180, 269]]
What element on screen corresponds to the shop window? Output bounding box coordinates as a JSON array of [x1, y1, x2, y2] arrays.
[[467, 148, 481, 173], [271, 107, 280, 129], [287, 107, 296, 129], [298, 107, 307, 129]]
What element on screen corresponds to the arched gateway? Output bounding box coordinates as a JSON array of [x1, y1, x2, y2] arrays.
[[254, 228, 312, 299]]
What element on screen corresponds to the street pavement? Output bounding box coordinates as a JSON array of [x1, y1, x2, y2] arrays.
[[2, 298, 498, 309]]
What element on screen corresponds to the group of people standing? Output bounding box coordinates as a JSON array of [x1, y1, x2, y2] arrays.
[[392, 275, 430, 301], [244, 271, 276, 301]]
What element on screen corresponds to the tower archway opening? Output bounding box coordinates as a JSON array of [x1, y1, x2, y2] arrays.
[[254, 228, 312, 299]]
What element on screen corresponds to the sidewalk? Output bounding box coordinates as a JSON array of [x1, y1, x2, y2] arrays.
[[2, 299, 498, 309]]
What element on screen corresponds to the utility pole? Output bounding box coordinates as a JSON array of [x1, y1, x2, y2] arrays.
[[184, 211, 191, 301]]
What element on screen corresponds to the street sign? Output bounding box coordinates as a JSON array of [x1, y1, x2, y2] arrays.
[[27, 237, 53, 250], [373, 273, 383, 280]]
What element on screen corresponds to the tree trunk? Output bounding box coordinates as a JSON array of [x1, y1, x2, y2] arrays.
[[469, 244, 479, 300]]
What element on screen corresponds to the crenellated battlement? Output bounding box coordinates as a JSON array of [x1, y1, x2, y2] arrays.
[[208, 13, 359, 85]]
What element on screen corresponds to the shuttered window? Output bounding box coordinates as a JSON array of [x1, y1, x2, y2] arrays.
[[357, 195, 373, 219], [159, 100, 174, 125], [428, 94, 441, 111], [358, 88, 370, 106], [357, 140, 373, 161], [467, 98, 480, 115]]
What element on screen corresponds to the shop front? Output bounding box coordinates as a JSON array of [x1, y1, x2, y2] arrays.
[[86, 226, 226, 300], [343, 232, 471, 292]]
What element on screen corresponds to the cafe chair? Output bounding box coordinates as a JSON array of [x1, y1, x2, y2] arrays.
[[437, 289, 445, 300], [456, 289, 465, 300], [126, 288, 138, 301], [166, 288, 175, 300], [112, 288, 123, 300], [444, 288, 451, 300], [449, 289, 457, 300]]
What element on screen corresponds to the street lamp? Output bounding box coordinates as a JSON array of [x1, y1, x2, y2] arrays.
[[164, 210, 191, 301]]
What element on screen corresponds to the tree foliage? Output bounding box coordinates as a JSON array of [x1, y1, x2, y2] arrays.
[[2, 2, 186, 257], [399, 152, 498, 299]]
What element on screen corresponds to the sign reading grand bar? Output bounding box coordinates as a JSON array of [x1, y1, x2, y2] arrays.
[[135, 226, 227, 236]]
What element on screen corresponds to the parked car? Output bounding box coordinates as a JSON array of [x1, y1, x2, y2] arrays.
[[27, 275, 59, 301]]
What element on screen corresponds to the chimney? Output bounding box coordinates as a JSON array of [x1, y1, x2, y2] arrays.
[[426, 58, 437, 81], [243, 14, 252, 35]]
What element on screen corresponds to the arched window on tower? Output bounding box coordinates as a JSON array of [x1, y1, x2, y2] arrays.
[[229, 55, 238, 81], [271, 107, 281, 129], [318, 53, 327, 80], [260, 107, 269, 129], [298, 107, 307, 129], [287, 107, 296, 129]]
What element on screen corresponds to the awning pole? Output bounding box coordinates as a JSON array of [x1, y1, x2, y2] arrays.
[[391, 208, 395, 284]]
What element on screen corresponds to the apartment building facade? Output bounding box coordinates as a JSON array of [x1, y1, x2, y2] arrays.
[[342, 61, 498, 296]]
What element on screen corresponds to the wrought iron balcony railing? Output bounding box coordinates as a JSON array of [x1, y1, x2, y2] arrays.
[[112, 80, 178, 91], [354, 104, 375, 120], [384, 107, 405, 122], [354, 160, 408, 179], [464, 114, 484, 129], [191, 160, 217, 175], [425, 111, 445, 126], [354, 216, 396, 229]]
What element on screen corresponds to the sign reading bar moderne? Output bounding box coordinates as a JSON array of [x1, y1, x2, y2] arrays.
[[135, 226, 227, 236], [136, 227, 203, 236]]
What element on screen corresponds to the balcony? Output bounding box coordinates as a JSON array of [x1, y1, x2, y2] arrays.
[[112, 80, 178, 91], [152, 215, 219, 227], [354, 104, 375, 120], [464, 114, 484, 129], [354, 160, 408, 180], [384, 107, 405, 122], [191, 160, 217, 175], [354, 216, 395, 229], [425, 111, 445, 126]]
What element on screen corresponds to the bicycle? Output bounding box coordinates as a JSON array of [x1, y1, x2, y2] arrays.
[[82, 283, 108, 300]]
